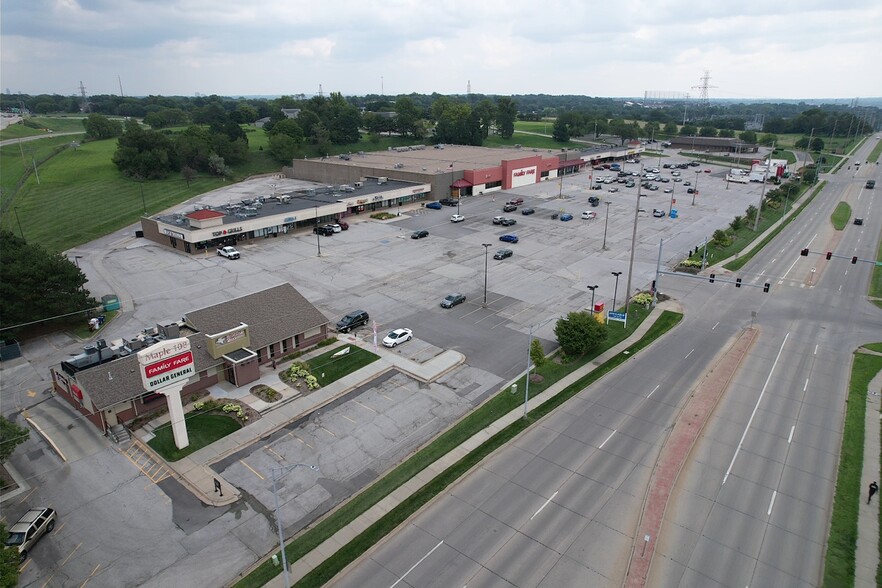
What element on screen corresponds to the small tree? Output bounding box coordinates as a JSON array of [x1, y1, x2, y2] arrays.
[[730, 216, 744, 231], [0, 523, 20, 587], [712, 229, 730, 246], [0, 416, 29, 463], [181, 166, 196, 187], [530, 339, 546, 370], [554, 312, 607, 357], [744, 205, 758, 222]]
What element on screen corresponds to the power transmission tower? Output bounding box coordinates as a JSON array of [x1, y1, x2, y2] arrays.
[[78, 81, 90, 112], [691, 70, 717, 107]]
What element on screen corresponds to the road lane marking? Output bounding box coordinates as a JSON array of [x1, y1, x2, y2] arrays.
[[814, 344, 818, 355], [530, 491, 559, 520], [804, 379, 809, 392], [767, 491, 777, 516], [239, 459, 265, 480], [647, 385, 660, 399], [723, 333, 789, 485], [389, 540, 444, 588], [599, 430, 616, 449], [782, 256, 801, 280], [712, 322, 719, 330], [788, 425, 795, 444], [684, 349, 694, 360]]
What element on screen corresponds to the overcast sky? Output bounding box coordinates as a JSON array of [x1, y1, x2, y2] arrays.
[[2, 0, 880, 100]]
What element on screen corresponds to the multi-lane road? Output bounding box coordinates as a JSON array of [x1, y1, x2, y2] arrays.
[[331, 147, 881, 586]]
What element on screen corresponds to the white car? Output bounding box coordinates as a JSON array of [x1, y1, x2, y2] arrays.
[[327, 224, 342, 233], [664, 187, 673, 193], [450, 214, 465, 223], [383, 328, 413, 348], [581, 211, 597, 219]]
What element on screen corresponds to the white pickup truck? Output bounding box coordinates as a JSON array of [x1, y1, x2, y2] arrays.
[[217, 246, 240, 259]]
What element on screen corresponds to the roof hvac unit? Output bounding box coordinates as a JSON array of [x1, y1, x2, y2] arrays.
[[353, 182, 363, 188], [394, 163, 404, 169], [377, 177, 388, 185]]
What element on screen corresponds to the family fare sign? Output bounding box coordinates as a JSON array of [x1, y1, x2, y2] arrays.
[[137, 338, 195, 391]]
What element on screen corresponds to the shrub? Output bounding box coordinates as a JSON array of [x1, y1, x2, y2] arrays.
[[632, 292, 652, 305], [530, 339, 546, 369], [730, 216, 744, 231]]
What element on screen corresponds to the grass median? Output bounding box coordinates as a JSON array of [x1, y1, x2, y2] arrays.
[[232, 307, 682, 588], [822, 349, 882, 587]]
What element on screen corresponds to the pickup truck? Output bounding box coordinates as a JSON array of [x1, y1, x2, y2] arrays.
[[217, 246, 240, 259]]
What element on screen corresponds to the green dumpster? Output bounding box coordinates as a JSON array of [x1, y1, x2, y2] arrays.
[[101, 294, 120, 312]]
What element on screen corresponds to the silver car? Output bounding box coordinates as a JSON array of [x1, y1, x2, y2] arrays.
[[5, 507, 57, 561]]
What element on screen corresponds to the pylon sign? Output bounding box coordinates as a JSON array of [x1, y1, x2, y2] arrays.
[[137, 338, 195, 391]]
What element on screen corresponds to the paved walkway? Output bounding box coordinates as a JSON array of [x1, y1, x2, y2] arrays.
[[856, 357, 882, 587]]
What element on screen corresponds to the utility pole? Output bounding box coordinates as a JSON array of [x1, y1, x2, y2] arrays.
[[624, 164, 644, 319]]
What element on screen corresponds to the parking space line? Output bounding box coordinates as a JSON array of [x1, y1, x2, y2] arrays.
[[342, 415, 356, 424], [17, 487, 36, 505], [320, 426, 337, 438], [80, 563, 101, 587], [53, 521, 66, 536], [266, 447, 285, 461], [381, 394, 394, 402], [60, 542, 82, 566], [39, 570, 55, 588], [19, 559, 32, 574], [239, 459, 265, 480], [292, 434, 313, 449], [354, 400, 376, 413]]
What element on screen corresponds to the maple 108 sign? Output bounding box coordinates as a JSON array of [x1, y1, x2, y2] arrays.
[[137, 338, 196, 391]]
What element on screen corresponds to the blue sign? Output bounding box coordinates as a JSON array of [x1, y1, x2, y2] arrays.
[[608, 311, 627, 321]]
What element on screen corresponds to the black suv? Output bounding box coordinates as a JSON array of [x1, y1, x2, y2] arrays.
[[439, 198, 458, 207], [313, 225, 334, 236], [336, 310, 369, 333], [588, 196, 600, 206]]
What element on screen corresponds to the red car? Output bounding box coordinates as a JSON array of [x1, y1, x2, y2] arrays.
[[704, 168, 711, 173], [507, 198, 524, 206], [337, 221, 349, 230]]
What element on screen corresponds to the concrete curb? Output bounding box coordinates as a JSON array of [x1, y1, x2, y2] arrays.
[[24, 415, 66, 462]]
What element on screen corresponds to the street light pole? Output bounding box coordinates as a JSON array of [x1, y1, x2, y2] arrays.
[[271, 463, 319, 588], [523, 316, 558, 418], [611, 271, 622, 311], [587, 285, 598, 315], [314, 205, 321, 257], [601, 201, 611, 250], [692, 172, 699, 205], [482, 244, 492, 305], [668, 183, 675, 216], [13, 207, 25, 238]]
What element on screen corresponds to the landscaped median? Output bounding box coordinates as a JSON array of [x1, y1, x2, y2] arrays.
[[232, 305, 683, 588]]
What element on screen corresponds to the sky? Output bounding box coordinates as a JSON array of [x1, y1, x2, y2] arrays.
[[2, 0, 881, 100]]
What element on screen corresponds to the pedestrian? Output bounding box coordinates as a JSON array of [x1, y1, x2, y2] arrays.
[[869, 481, 878, 504]]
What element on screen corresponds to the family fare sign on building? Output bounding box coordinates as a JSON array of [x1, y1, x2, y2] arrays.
[[137, 338, 195, 391]]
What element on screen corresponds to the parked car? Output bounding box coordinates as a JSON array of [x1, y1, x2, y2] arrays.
[[560, 213, 573, 221], [671, 171, 680, 177], [499, 234, 519, 243], [326, 223, 342, 233], [588, 196, 600, 206], [411, 230, 429, 239], [664, 187, 673, 193], [439, 198, 458, 207], [503, 204, 518, 212], [450, 214, 465, 223], [591, 184, 603, 190], [5, 507, 57, 562], [608, 187, 619, 193], [383, 328, 413, 347], [687, 188, 695, 194], [337, 221, 349, 230], [653, 209, 666, 217], [494, 248, 513, 260], [315, 226, 335, 236], [649, 185, 659, 191], [704, 168, 712, 173], [521, 207, 535, 215], [854, 218, 864, 225], [425, 201, 443, 209], [500, 217, 517, 226], [673, 178, 682, 183], [336, 310, 369, 333], [507, 198, 524, 205], [492, 216, 505, 225], [581, 211, 597, 219], [683, 181, 691, 186], [217, 246, 241, 259], [440, 293, 466, 308], [625, 181, 635, 188]]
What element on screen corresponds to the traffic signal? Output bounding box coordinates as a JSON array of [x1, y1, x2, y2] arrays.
[[826, 251, 832, 260], [763, 283, 770, 293], [800, 248, 809, 256], [709, 273, 715, 283], [735, 278, 742, 288], [852, 256, 858, 264]]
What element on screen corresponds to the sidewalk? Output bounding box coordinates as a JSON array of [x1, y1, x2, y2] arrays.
[[856, 363, 882, 586], [251, 300, 682, 587]]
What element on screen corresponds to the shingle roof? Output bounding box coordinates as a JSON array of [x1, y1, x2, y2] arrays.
[[184, 283, 328, 350]]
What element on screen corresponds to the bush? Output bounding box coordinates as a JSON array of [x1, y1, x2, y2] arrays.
[[530, 339, 546, 369], [632, 292, 652, 305], [554, 312, 608, 357], [730, 216, 744, 231]]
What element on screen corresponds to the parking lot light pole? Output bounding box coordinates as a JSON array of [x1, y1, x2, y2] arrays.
[[611, 271, 622, 311], [482, 244, 492, 305], [314, 205, 321, 257], [601, 201, 612, 250], [587, 285, 598, 315], [272, 463, 319, 588], [692, 172, 699, 206], [668, 183, 675, 216], [624, 164, 644, 319]]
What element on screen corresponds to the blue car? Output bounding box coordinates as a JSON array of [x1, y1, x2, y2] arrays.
[[499, 234, 519, 243], [425, 201, 443, 210], [559, 213, 573, 221]]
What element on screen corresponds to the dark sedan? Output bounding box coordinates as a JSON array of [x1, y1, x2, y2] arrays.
[[500, 217, 517, 226], [521, 207, 535, 215], [502, 204, 517, 212], [425, 201, 443, 209], [439, 198, 459, 207], [493, 248, 513, 260], [441, 293, 466, 308], [411, 230, 429, 239]]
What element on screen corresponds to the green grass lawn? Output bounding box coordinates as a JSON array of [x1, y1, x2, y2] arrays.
[[822, 350, 882, 587], [486, 133, 582, 150], [871, 225, 882, 308], [233, 307, 682, 588], [513, 120, 555, 134], [868, 139, 882, 164], [832, 202, 852, 230], [147, 413, 241, 461], [305, 346, 380, 386]]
